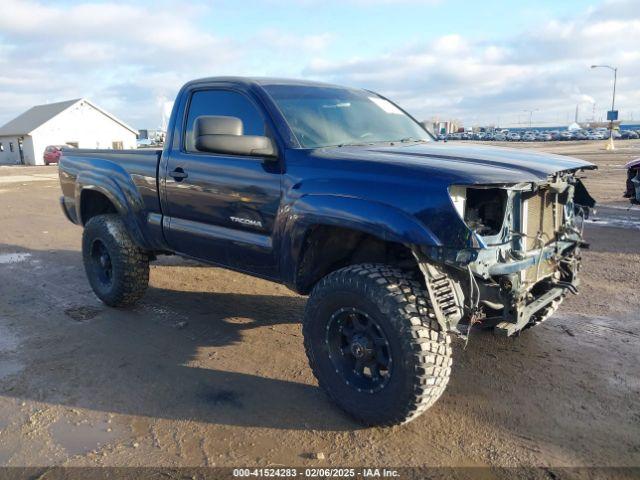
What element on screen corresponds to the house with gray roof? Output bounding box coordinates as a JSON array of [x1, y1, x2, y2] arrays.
[[0, 99, 138, 165]]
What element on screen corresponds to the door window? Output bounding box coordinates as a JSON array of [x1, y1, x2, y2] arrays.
[[184, 89, 266, 152]]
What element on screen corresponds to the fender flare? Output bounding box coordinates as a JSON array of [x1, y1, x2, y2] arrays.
[[74, 170, 149, 249], [280, 194, 442, 289]]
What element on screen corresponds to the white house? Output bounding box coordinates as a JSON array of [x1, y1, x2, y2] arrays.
[[0, 99, 138, 165]]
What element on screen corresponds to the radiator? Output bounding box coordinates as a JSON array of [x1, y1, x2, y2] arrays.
[[523, 188, 564, 251]]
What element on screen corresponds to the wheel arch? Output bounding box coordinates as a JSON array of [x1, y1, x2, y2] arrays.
[[281, 195, 441, 294], [79, 188, 118, 225], [75, 172, 148, 249]]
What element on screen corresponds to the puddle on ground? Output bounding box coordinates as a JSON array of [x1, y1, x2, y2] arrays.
[[0, 359, 23, 381], [0, 253, 31, 264], [64, 306, 102, 322], [49, 417, 124, 456], [199, 388, 244, 408], [0, 325, 20, 352], [0, 325, 22, 380]]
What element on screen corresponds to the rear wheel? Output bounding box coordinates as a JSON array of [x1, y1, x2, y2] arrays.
[[82, 214, 149, 307], [303, 263, 452, 426]]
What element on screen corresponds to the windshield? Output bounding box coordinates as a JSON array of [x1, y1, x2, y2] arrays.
[[263, 85, 432, 148]]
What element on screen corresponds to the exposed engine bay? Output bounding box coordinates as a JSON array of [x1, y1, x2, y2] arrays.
[[461, 187, 507, 236], [416, 170, 596, 337]]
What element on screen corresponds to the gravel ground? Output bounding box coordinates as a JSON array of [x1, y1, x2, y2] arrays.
[[0, 141, 638, 475]]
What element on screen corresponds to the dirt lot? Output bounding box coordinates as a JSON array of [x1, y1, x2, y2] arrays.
[[0, 141, 639, 475]]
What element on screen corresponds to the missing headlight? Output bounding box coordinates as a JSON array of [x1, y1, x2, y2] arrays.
[[464, 188, 508, 236]]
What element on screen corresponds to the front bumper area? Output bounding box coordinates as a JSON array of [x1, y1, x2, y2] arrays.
[[494, 285, 566, 336], [477, 241, 583, 336], [417, 238, 584, 338]]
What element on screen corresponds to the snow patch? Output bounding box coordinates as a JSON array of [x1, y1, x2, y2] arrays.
[[586, 218, 640, 230], [0, 174, 58, 185], [0, 253, 31, 264]]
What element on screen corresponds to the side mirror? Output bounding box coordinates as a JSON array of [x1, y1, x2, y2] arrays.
[[194, 115, 276, 158]]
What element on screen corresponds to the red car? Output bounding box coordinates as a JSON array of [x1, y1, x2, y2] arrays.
[[43, 145, 64, 165]]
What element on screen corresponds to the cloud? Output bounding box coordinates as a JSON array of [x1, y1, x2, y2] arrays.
[[253, 30, 333, 51], [304, 0, 640, 125], [0, 0, 334, 127], [0, 0, 638, 128]]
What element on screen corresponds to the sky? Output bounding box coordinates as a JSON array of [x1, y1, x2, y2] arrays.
[[0, 0, 639, 129]]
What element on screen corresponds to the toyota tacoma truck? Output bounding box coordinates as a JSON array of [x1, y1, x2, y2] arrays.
[[59, 77, 597, 426]]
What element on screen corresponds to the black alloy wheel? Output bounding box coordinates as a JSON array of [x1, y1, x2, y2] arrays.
[[326, 307, 392, 393], [90, 239, 113, 287]]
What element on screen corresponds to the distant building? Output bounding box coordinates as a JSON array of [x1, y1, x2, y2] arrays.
[[422, 119, 460, 135], [0, 99, 137, 165], [137, 128, 165, 147]]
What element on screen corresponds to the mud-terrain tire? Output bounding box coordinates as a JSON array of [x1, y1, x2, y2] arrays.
[[82, 214, 149, 307], [303, 263, 452, 426]]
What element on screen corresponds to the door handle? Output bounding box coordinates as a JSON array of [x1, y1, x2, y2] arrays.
[[169, 168, 188, 181]]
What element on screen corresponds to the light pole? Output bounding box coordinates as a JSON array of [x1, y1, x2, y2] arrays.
[[523, 109, 538, 129], [591, 64, 618, 150]]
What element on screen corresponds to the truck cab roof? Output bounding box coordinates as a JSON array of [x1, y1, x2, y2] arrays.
[[185, 76, 347, 90]]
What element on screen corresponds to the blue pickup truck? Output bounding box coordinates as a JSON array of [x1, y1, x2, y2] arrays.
[[59, 77, 596, 426]]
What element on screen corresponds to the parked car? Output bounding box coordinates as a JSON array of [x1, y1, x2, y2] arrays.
[[493, 132, 507, 141], [536, 132, 552, 141], [620, 130, 639, 140], [43, 145, 65, 165], [572, 131, 588, 140], [559, 131, 573, 141], [548, 131, 561, 140], [521, 133, 536, 141], [624, 157, 640, 204], [58, 76, 597, 427], [506, 132, 521, 141], [602, 130, 622, 140], [587, 132, 604, 140], [483, 133, 494, 141]]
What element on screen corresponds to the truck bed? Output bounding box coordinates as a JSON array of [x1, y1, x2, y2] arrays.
[[59, 148, 164, 242], [61, 147, 162, 160]]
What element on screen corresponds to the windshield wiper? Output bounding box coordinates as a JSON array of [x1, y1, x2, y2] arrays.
[[336, 142, 369, 147], [335, 138, 427, 147]]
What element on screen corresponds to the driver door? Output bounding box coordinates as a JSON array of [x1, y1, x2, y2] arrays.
[[162, 88, 282, 278]]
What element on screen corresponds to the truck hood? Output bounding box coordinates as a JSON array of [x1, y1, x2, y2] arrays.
[[317, 142, 596, 185]]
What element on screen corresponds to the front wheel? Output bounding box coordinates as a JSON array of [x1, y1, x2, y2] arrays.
[[303, 264, 452, 426], [82, 214, 149, 307]]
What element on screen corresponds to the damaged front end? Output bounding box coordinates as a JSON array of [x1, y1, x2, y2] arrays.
[[415, 171, 596, 337]]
